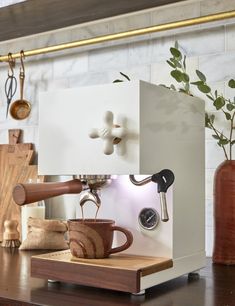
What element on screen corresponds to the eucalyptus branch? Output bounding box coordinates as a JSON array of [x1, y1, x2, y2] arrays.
[[166, 42, 235, 161], [208, 122, 229, 160], [229, 111, 235, 159]]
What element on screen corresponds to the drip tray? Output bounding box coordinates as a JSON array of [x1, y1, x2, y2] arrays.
[[31, 250, 173, 293]]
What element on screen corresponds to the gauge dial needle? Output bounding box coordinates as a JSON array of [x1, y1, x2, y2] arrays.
[[147, 214, 155, 223]]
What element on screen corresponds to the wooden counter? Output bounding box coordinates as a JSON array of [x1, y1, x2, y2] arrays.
[[0, 247, 234, 306]]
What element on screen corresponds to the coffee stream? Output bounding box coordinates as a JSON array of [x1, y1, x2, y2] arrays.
[[80, 200, 100, 221]]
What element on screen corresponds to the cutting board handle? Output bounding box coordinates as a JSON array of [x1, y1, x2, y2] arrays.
[[13, 179, 84, 205], [9, 129, 21, 145]]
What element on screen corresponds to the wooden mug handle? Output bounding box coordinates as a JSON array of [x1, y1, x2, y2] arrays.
[[13, 179, 83, 205], [109, 226, 133, 255]]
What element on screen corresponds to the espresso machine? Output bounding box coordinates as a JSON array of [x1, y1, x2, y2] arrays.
[[13, 80, 205, 294]]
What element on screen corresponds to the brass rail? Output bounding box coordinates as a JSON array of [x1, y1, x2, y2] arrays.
[[0, 10, 235, 62]]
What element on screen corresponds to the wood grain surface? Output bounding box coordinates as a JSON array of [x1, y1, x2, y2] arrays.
[[31, 250, 173, 293], [0, 130, 33, 188], [0, 248, 233, 306], [0, 165, 39, 241], [13, 179, 83, 206], [0, 0, 186, 41], [0, 129, 36, 241]]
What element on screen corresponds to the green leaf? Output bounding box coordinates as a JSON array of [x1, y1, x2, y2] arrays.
[[205, 113, 211, 128], [184, 82, 190, 92], [183, 55, 186, 70], [166, 60, 176, 68], [170, 47, 182, 58], [206, 94, 214, 101], [228, 79, 235, 88], [181, 73, 189, 83], [226, 103, 235, 111], [198, 84, 211, 94], [170, 70, 183, 82], [170, 58, 182, 68], [191, 81, 204, 86], [210, 114, 215, 124], [113, 79, 123, 83], [215, 90, 218, 98], [179, 88, 188, 93], [119, 72, 130, 81], [212, 134, 220, 140], [213, 97, 225, 110], [218, 139, 229, 146], [196, 70, 206, 82], [224, 112, 231, 120], [174, 41, 179, 49], [231, 140, 235, 146]]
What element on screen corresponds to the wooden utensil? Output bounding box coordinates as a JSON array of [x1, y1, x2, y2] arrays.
[[9, 52, 31, 120], [13, 179, 83, 205], [0, 165, 41, 241], [1, 220, 21, 248]]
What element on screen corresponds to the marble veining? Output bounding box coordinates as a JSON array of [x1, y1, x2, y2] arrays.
[[199, 52, 235, 83]]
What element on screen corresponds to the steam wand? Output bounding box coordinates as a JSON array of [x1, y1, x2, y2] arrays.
[[129, 169, 175, 222]]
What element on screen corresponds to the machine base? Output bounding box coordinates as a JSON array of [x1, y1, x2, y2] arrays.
[[31, 250, 173, 294]]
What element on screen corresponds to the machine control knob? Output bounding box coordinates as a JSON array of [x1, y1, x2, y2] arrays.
[[89, 110, 127, 155]]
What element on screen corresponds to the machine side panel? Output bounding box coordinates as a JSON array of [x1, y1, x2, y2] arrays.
[[140, 81, 205, 259]]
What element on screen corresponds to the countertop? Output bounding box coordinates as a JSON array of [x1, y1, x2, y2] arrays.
[[0, 247, 234, 306]]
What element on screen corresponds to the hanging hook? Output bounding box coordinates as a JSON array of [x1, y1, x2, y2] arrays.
[[7, 53, 15, 77], [20, 50, 25, 77]]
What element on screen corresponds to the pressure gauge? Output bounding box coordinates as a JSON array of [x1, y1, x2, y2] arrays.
[[138, 208, 160, 230]]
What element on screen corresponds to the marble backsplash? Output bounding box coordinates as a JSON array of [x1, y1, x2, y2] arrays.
[[0, 0, 235, 255]]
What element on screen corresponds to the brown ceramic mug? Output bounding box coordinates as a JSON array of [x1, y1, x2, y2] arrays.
[[68, 219, 133, 259]]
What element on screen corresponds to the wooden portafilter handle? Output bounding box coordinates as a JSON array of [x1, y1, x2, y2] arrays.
[[13, 179, 84, 205]]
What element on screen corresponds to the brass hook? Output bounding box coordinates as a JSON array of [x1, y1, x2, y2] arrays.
[[20, 50, 25, 77], [7, 53, 15, 77]]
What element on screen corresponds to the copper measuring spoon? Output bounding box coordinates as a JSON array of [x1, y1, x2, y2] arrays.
[[10, 51, 31, 120]]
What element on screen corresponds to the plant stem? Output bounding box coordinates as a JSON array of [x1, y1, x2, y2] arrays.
[[209, 122, 229, 160], [229, 111, 235, 160]]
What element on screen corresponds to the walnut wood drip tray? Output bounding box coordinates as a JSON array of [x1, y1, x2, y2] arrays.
[[31, 250, 173, 293]]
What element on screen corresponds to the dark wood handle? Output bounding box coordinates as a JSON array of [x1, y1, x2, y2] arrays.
[[13, 179, 83, 205]]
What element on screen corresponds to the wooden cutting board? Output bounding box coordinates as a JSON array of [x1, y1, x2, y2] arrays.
[[0, 129, 33, 153], [0, 129, 34, 188], [0, 165, 42, 241], [0, 129, 36, 241]]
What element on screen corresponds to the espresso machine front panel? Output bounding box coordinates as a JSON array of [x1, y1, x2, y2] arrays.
[[31, 80, 205, 293]]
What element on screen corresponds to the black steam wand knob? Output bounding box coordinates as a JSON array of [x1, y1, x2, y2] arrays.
[[151, 169, 175, 222], [129, 169, 175, 222]]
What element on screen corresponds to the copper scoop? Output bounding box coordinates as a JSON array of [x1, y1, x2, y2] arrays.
[[10, 51, 31, 120]]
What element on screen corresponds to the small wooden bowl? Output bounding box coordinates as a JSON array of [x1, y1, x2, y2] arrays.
[[10, 99, 31, 120]]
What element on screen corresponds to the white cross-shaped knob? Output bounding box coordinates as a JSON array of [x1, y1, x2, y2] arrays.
[[89, 111, 127, 155]]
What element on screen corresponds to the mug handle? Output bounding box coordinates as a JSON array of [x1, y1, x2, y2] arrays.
[[109, 226, 133, 255]]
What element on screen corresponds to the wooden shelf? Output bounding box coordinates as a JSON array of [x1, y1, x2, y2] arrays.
[[31, 250, 173, 293], [0, 0, 185, 42]]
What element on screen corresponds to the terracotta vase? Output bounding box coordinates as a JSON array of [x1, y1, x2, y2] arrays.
[[213, 160, 235, 265]]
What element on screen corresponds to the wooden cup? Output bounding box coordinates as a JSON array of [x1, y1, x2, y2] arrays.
[[68, 219, 133, 259]]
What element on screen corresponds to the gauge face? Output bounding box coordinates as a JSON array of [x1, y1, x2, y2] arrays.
[[138, 208, 160, 230]]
